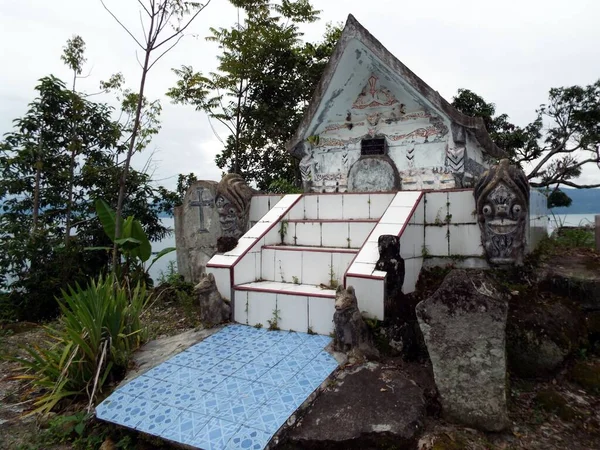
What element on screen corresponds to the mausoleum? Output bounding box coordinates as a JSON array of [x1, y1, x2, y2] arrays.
[[175, 15, 548, 336]]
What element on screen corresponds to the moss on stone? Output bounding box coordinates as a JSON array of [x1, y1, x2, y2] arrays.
[[432, 434, 468, 450], [571, 361, 600, 393], [534, 389, 577, 421]]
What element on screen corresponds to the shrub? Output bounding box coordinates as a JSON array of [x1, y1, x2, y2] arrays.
[[7, 274, 148, 415]]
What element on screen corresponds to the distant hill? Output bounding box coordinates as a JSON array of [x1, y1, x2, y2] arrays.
[[551, 188, 600, 214]]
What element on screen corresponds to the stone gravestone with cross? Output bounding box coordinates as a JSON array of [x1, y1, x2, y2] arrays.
[[174, 180, 221, 283]]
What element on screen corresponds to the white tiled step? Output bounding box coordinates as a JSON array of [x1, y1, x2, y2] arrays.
[[283, 219, 376, 248], [261, 245, 357, 285], [235, 281, 336, 297], [234, 282, 336, 335]]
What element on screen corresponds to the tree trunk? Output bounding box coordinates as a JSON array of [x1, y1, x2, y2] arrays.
[[112, 48, 152, 269], [32, 160, 41, 233]]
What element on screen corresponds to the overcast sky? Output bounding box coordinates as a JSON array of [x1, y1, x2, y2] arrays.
[[1, 0, 599, 190]]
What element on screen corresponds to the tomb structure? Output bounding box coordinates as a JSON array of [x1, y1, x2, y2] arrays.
[[287, 15, 506, 193]]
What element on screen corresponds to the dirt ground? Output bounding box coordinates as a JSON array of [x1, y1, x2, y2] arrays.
[[1, 265, 599, 450]]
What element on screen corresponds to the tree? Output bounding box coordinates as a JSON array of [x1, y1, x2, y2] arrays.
[[61, 35, 87, 246], [167, 0, 341, 190], [99, 0, 211, 267], [0, 76, 172, 321], [451, 84, 600, 192]]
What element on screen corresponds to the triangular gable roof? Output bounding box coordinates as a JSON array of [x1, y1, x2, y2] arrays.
[[287, 14, 506, 159]]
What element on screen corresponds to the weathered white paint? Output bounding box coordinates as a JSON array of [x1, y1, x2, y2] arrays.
[[297, 38, 489, 192]]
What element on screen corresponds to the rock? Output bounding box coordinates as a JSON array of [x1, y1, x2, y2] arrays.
[[284, 364, 426, 449], [534, 389, 577, 421], [174, 180, 220, 283], [506, 297, 584, 378], [542, 253, 600, 312], [416, 269, 510, 432], [195, 273, 231, 325], [333, 286, 379, 360], [570, 361, 600, 393]]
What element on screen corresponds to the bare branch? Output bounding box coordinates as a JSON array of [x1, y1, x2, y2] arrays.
[[147, 34, 184, 71], [139, 9, 148, 39], [137, 0, 151, 17], [100, 0, 145, 50], [531, 179, 600, 189], [135, 50, 144, 69], [154, 1, 212, 50]]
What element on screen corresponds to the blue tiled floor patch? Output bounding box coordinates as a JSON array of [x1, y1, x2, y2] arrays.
[[96, 325, 337, 449]]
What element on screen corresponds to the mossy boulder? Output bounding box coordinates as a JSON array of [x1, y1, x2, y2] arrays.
[[571, 361, 600, 393], [507, 297, 586, 378], [534, 389, 577, 421]]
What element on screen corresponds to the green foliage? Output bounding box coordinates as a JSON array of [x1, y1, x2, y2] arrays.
[[452, 81, 600, 190], [167, 1, 341, 189], [268, 178, 303, 194], [92, 199, 175, 285], [553, 227, 595, 249], [547, 188, 573, 208], [6, 274, 147, 415]]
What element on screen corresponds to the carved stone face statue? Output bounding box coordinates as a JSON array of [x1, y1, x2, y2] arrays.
[[474, 159, 529, 265], [215, 174, 254, 239]]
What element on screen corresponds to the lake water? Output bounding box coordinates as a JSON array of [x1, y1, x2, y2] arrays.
[[151, 214, 600, 283]]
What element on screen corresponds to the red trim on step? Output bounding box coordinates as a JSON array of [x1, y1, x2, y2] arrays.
[[234, 285, 336, 298], [343, 192, 425, 286], [346, 272, 385, 281], [206, 195, 303, 271], [287, 219, 378, 223], [205, 264, 231, 269], [262, 245, 358, 254]]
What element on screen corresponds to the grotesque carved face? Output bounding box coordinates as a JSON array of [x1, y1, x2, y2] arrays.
[[215, 174, 254, 239], [215, 195, 238, 236], [474, 159, 529, 265]]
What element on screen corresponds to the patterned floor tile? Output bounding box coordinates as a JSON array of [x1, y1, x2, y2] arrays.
[[170, 366, 206, 386], [144, 362, 179, 381], [268, 340, 300, 355], [287, 372, 325, 393], [293, 344, 327, 359], [212, 376, 252, 397], [134, 403, 181, 436], [274, 354, 311, 373], [160, 409, 212, 444], [211, 358, 247, 377], [213, 392, 263, 423], [113, 396, 160, 429], [303, 335, 332, 347], [203, 332, 235, 345], [226, 425, 272, 450], [234, 362, 270, 382], [97, 323, 340, 450], [191, 370, 227, 392], [140, 380, 179, 403], [188, 416, 240, 450], [168, 385, 204, 409], [187, 340, 222, 354], [168, 350, 202, 367], [242, 400, 292, 435], [258, 366, 297, 387], [230, 348, 262, 364], [187, 391, 220, 416], [96, 392, 136, 422], [250, 353, 285, 369], [303, 358, 338, 378], [118, 375, 160, 397]]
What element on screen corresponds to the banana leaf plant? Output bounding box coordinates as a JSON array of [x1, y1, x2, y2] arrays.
[[88, 199, 175, 284]]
